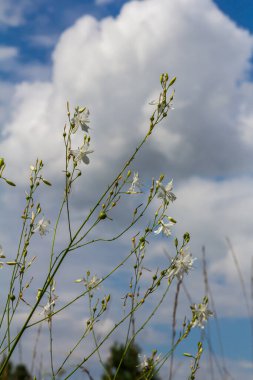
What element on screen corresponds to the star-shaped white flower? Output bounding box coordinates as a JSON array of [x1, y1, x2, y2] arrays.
[[34, 218, 50, 236], [84, 275, 101, 290], [43, 299, 55, 318], [156, 179, 176, 205], [70, 141, 94, 164], [139, 355, 149, 371], [191, 297, 213, 329], [75, 275, 101, 291], [139, 352, 160, 372], [154, 219, 174, 237], [128, 172, 142, 194], [168, 248, 196, 280], [71, 107, 90, 133]]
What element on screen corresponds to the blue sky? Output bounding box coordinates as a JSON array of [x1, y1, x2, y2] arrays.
[[1, 0, 253, 379], [1, 0, 252, 82]]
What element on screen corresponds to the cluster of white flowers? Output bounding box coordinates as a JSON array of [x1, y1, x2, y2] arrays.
[[153, 179, 176, 238], [34, 218, 50, 236], [70, 106, 93, 165], [167, 248, 196, 281], [191, 297, 213, 329]]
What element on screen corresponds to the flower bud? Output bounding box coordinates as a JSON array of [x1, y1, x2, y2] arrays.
[[169, 76, 176, 87], [99, 211, 107, 220], [9, 294, 15, 301], [5, 179, 16, 187]]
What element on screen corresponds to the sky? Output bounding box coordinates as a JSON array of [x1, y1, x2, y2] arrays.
[[1, 0, 253, 379]]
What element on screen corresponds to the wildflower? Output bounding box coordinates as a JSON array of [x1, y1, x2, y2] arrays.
[[70, 141, 93, 165], [139, 355, 149, 371], [191, 297, 213, 329], [154, 219, 175, 237], [34, 218, 50, 236], [43, 299, 55, 318], [128, 172, 141, 194], [167, 248, 196, 280], [71, 107, 90, 133], [156, 179, 176, 205], [76, 275, 101, 291], [149, 95, 174, 114], [84, 275, 101, 290], [139, 351, 160, 372]]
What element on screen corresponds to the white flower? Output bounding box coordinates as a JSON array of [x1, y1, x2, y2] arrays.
[[156, 179, 176, 205], [82, 275, 101, 291], [128, 172, 141, 194], [154, 219, 174, 237], [70, 141, 94, 164], [43, 299, 55, 318], [34, 218, 50, 236], [167, 248, 196, 280], [191, 297, 213, 329], [85, 275, 100, 289], [139, 355, 149, 371], [149, 95, 174, 114], [71, 107, 90, 133], [139, 352, 160, 372]]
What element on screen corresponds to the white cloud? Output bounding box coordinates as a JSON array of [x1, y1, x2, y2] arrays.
[[0, 46, 18, 60], [2, 0, 253, 186], [1, 0, 253, 376], [28, 34, 59, 48], [1, 0, 253, 309], [0, 0, 31, 27]]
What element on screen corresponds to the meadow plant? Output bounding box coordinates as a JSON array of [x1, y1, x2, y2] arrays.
[[0, 74, 212, 379]]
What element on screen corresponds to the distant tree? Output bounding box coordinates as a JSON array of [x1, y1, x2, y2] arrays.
[[12, 364, 31, 380], [0, 358, 31, 380], [101, 342, 160, 380], [0, 358, 13, 380]]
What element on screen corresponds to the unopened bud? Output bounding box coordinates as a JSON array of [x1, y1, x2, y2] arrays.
[[99, 211, 107, 220]]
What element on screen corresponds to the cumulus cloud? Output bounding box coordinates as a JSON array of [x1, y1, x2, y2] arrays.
[[1, 0, 253, 184], [1, 0, 253, 375], [1, 0, 253, 304]]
